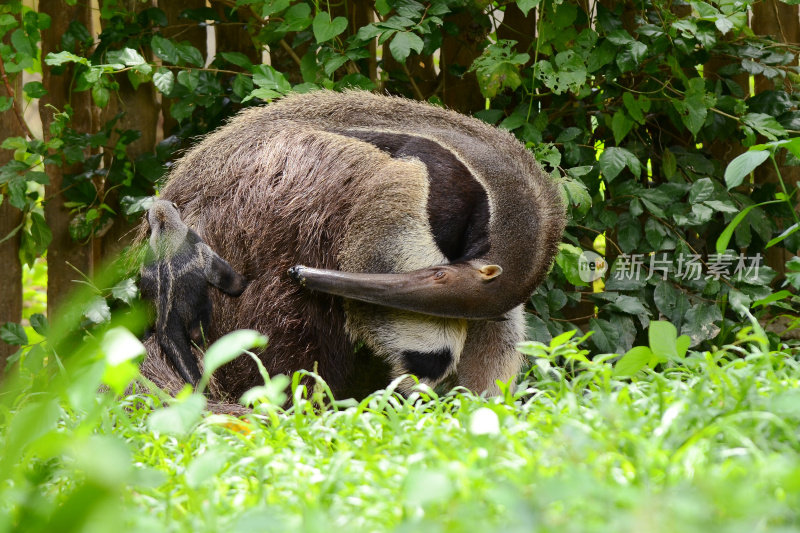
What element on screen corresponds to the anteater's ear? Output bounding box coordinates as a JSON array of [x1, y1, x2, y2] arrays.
[[200, 244, 248, 296], [478, 264, 502, 281]]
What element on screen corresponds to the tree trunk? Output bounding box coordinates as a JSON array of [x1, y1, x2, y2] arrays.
[[0, 43, 25, 372], [39, 0, 94, 315]]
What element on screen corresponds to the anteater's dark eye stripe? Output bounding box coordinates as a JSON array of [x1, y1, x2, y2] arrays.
[[337, 130, 491, 263]]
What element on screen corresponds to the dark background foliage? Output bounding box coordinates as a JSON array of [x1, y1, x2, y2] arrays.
[[1, 0, 799, 370]]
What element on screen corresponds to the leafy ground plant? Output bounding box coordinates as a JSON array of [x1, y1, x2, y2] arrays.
[[1, 315, 799, 532]]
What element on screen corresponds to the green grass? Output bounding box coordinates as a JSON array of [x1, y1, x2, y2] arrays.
[[1, 321, 799, 532]]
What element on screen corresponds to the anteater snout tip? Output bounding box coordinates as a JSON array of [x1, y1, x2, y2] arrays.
[[287, 266, 304, 282]]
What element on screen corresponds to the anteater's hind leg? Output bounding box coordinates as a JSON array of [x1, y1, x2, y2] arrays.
[[456, 305, 525, 395], [157, 311, 203, 386]]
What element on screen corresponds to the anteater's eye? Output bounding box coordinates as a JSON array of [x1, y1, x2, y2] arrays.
[[434, 271, 446, 280]]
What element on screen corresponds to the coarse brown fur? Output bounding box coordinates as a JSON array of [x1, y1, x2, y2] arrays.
[[136, 90, 565, 404]]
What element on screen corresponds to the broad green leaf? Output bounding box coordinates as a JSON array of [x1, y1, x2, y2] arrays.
[[280, 3, 312, 32], [30, 313, 48, 336], [516, 0, 541, 16], [607, 29, 634, 45], [11, 28, 34, 57], [150, 35, 178, 63], [123, 195, 155, 215], [688, 177, 714, 203], [611, 110, 633, 144], [45, 50, 88, 66], [177, 70, 199, 91], [176, 43, 204, 67], [101, 327, 146, 366], [232, 73, 254, 99], [536, 51, 587, 94], [672, 96, 706, 138], [524, 314, 552, 343], [598, 147, 641, 182], [561, 177, 591, 217], [312, 12, 348, 43], [147, 394, 207, 436], [356, 24, 384, 41], [742, 113, 787, 141], [111, 278, 138, 304], [723, 150, 769, 189], [389, 31, 424, 62], [252, 65, 291, 92], [675, 335, 690, 358], [714, 16, 734, 34], [85, 296, 111, 324], [91, 84, 110, 108], [244, 88, 283, 103], [787, 257, 800, 290], [106, 47, 147, 67], [259, 0, 291, 17], [648, 320, 677, 360], [781, 137, 800, 159], [29, 212, 51, 256], [616, 41, 648, 72], [613, 346, 652, 377], [607, 295, 649, 317], [25, 171, 49, 185], [555, 243, 589, 286], [587, 40, 615, 72], [23, 81, 47, 98], [220, 51, 252, 69], [616, 213, 641, 252], [470, 40, 529, 98], [622, 92, 646, 123], [8, 178, 27, 209], [153, 67, 174, 94], [703, 200, 739, 213], [0, 322, 28, 346], [682, 303, 722, 346], [588, 318, 619, 353]]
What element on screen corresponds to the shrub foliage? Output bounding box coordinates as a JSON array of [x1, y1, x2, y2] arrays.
[[1, 1, 799, 357]]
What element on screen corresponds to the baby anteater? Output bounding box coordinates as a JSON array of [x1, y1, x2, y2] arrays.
[[140, 200, 248, 386]]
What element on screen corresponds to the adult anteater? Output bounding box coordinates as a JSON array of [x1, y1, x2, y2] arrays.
[[138, 90, 565, 404]]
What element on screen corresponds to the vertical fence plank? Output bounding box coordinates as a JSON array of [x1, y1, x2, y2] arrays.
[[98, 1, 161, 262], [39, 0, 94, 314], [160, 0, 208, 137], [0, 33, 25, 372], [751, 0, 800, 272]]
